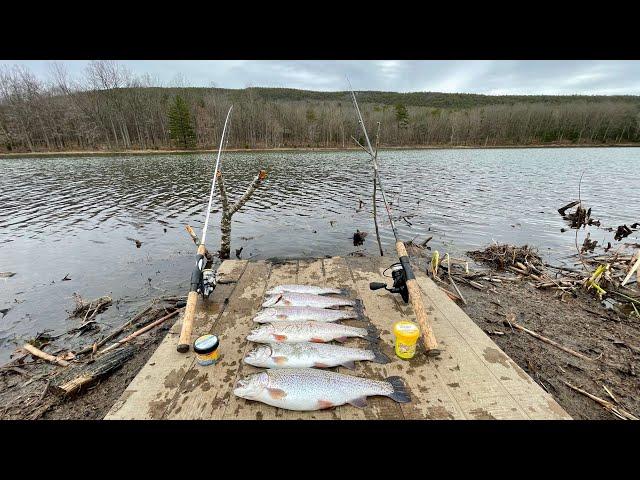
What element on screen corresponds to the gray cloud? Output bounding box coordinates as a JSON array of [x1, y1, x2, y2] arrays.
[[1, 60, 639, 95]]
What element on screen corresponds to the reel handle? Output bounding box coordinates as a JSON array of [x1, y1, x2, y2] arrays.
[[369, 282, 388, 291]]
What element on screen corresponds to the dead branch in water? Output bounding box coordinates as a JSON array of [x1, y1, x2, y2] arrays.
[[217, 169, 267, 259]]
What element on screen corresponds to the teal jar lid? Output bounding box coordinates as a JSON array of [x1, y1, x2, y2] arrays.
[[194, 334, 219, 354]]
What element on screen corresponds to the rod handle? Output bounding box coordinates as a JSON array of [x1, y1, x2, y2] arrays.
[[177, 291, 199, 352], [395, 241, 440, 356]]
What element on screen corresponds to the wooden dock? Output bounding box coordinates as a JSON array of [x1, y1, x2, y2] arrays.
[[105, 257, 571, 420]]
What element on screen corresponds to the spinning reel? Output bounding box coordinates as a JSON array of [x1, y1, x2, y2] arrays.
[[369, 262, 409, 304], [190, 254, 217, 300]]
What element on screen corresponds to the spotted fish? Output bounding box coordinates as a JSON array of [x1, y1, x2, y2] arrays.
[[262, 292, 357, 309], [233, 368, 411, 411], [247, 321, 379, 344], [253, 306, 363, 323], [265, 284, 349, 296], [244, 342, 390, 369]]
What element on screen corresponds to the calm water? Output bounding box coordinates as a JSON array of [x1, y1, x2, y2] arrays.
[[1, 148, 639, 361]]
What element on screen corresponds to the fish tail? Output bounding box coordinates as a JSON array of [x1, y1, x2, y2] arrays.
[[353, 299, 365, 321], [385, 376, 411, 403], [337, 288, 350, 296], [371, 344, 391, 364], [363, 324, 380, 343]]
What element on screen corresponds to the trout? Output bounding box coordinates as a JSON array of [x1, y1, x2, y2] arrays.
[[244, 342, 390, 369], [265, 284, 349, 296], [262, 292, 358, 309], [253, 305, 363, 323], [233, 368, 411, 411], [247, 321, 379, 343]]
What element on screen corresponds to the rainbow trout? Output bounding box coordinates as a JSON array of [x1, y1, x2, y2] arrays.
[[253, 305, 363, 323], [244, 342, 390, 369], [262, 292, 357, 309], [233, 368, 411, 411], [247, 321, 379, 343], [266, 284, 349, 296]]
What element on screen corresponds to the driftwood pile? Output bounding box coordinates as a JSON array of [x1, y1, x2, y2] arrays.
[[0, 295, 185, 418]]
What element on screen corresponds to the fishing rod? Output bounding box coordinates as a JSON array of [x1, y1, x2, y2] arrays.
[[347, 81, 440, 356], [177, 105, 233, 353]]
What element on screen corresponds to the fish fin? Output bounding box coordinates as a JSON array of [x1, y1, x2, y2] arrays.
[[348, 396, 368, 408], [371, 345, 391, 364], [310, 337, 326, 343], [385, 376, 411, 403], [272, 356, 288, 365], [334, 336, 347, 343], [272, 334, 287, 342], [313, 362, 330, 368], [267, 388, 287, 400], [363, 324, 380, 343], [317, 399, 334, 409], [338, 288, 350, 296], [340, 360, 356, 370], [353, 299, 365, 320]]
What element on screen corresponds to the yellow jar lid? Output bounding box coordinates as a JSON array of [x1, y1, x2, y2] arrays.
[[393, 321, 420, 340]]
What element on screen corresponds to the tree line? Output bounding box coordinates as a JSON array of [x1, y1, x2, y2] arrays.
[[1, 61, 639, 153]]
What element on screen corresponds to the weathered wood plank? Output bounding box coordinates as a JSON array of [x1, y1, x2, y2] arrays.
[[413, 272, 571, 420], [104, 260, 248, 420], [346, 256, 464, 419], [164, 261, 271, 419], [224, 260, 298, 420]]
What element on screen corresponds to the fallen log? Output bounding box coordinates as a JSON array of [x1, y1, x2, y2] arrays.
[[22, 343, 70, 367], [54, 345, 136, 396]]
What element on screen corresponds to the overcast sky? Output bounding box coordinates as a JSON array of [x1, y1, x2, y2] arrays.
[[1, 60, 639, 95]]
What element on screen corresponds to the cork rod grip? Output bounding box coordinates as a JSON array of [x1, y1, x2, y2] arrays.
[[177, 244, 208, 353], [395, 241, 440, 355]]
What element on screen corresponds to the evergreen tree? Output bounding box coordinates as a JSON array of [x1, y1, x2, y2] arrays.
[[168, 96, 196, 149], [395, 103, 409, 129]]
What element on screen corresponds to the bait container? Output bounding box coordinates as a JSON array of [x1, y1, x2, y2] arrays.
[[193, 334, 220, 366], [393, 321, 420, 359]]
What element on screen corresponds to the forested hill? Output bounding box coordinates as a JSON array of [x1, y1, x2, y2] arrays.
[[1, 63, 639, 153], [212, 87, 640, 109]]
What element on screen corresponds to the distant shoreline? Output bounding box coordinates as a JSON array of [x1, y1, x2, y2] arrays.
[[1, 143, 639, 158]]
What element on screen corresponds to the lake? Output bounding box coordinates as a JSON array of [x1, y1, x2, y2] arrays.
[[1, 147, 639, 362]]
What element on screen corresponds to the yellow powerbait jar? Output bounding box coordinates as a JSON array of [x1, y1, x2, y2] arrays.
[[193, 334, 220, 366], [393, 321, 420, 359]]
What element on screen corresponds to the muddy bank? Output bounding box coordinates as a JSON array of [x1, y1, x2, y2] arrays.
[[0, 297, 183, 420], [456, 278, 639, 420]]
